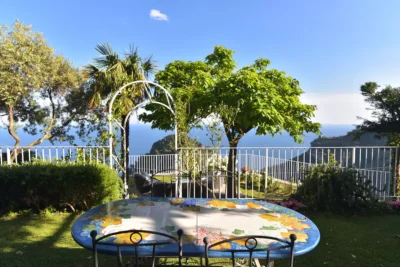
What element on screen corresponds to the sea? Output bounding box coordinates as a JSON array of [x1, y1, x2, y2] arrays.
[[0, 124, 355, 155]]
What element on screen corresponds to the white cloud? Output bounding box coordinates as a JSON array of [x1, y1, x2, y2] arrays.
[[300, 93, 373, 125], [149, 9, 168, 21], [128, 108, 148, 125]]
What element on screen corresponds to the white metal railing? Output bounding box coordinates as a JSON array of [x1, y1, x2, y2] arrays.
[[2, 145, 398, 200], [0, 146, 110, 165], [129, 154, 177, 175], [130, 146, 400, 199]]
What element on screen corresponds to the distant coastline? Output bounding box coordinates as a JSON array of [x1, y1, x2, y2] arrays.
[[0, 124, 357, 155]]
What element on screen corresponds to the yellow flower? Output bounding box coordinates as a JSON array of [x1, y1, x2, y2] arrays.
[[100, 215, 122, 227], [182, 234, 196, 245], [280, 232, 308, 243], [259, 214, 281, 222], [212, 239, 231, 250], [246, 202, 261, 209], [229, 235, 247, 246], [259, 214, 310, 231], [113, 231, 151, 244], [170, 198, 184, 206], [207, 199, 236, 209], [183, 206, 201, 212]]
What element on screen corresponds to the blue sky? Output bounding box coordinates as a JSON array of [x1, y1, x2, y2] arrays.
[[2, 0, 400, 124]]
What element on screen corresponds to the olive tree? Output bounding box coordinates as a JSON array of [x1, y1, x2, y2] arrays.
[[0, 21, 84, 161]]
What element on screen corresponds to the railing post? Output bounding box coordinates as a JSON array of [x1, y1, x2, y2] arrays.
[[352, 147, 356, 167], [6, 148, 11, 165], [264, 148, 268, 201]]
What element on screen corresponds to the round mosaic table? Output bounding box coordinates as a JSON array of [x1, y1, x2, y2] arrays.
[[71, 198, 320, 259]]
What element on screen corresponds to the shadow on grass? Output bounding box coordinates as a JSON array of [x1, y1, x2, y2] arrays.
[[0, 212, 120, 267], [2, 208, 400, 267]]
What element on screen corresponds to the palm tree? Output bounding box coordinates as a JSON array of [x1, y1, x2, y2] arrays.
[[85, 43, 156, 189]]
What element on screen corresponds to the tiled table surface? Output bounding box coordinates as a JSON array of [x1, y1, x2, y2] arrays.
[[71, 198, 320, 258]]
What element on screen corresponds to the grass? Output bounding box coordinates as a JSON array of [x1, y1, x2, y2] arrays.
[[129, 174, 295, 200], [239, 178, 297, 200], [1, 211, 399, 266]]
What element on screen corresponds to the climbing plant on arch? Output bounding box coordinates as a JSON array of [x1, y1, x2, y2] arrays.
[[108, 80, 177, 197]]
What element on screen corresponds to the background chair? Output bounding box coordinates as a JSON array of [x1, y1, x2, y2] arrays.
[[132, 169, 214, 198], [90, 229, 183, 267], [203, 234, 297, 267]]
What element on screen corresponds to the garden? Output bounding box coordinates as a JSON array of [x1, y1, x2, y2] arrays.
[[1, 17, 400, 266], [1, 160, 400, 267]]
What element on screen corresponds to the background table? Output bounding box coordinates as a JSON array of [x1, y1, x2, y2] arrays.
[[72, 198, 320, 259]]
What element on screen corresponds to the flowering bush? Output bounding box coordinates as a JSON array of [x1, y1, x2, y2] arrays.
[[241, 166, 250, 173], [240, 170, 265, 188], [206, 154, 229, 171], [389, 201, 400, 212], [294, 161, 382, 212]]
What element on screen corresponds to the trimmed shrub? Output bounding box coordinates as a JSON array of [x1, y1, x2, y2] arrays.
[[0, 161, 123, 213], [294, 160, 382, 212]]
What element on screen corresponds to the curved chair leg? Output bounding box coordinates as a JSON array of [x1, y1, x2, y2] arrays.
[[117, 246, 123, 267]]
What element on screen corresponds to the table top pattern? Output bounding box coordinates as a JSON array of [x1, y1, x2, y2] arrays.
[[71, 198, 320, 259]]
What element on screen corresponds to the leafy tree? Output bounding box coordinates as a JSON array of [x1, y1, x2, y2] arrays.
[[148, 134, 202, 155], [141, 46, 320, 197], [0, 21, 85, 161], [140, 60, 210, 147], [84, 43, 156, 184], [357, 82, 400, 144], [356, 82, 400, 193]]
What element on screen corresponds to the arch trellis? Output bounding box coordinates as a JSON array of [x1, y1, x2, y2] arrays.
[[108, 80, 177, 197]]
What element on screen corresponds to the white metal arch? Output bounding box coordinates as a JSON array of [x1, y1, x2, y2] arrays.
[[108, 80, 177, 197]]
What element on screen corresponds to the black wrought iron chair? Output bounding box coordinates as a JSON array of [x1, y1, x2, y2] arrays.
[[90, 229, 183, 267], [203, 234, 297, 267]]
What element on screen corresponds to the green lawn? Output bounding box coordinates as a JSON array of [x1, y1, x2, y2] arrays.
[[0, 211, 399, 266]]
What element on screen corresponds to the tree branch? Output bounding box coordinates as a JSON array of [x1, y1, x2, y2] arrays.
[[8, 105, 21, 162], [25, 89, 57, 148]]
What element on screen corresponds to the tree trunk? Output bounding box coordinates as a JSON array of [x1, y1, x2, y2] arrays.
[[8, 105, 21, 163], [227, 141, 238, 198], [390, 147, 400, 198], [120, 114, 131, 198], [125, 115, 130, 188]]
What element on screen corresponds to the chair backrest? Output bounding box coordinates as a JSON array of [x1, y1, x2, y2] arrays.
[[203, 234, 297, 267], [90, 229, 183, 267]]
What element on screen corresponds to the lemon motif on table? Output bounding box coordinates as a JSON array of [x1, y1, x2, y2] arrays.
[[136, 200, 155, 207], [170, 198, 184, 206], [207, 199, 236, 209], [281, 231, 308, 242]]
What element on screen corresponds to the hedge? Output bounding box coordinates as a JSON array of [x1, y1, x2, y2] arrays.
[[0, 161, 123, 213]]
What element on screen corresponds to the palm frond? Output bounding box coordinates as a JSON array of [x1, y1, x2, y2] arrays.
[[142, 56, 157, 78], [95, 43, 114, 56]]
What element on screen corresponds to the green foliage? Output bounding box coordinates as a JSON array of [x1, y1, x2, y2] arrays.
[[356, 82, 400, 195], [84, 43, 157, 182], [0, 162, 123, 213], [140, 46, 321, 196], [357, 81, 400, 143], [0, 21, 85, 154], [239, 171, 297, 197], [141, 45, 320, 146], [84, 43, 156, 120], [295, 161, 382, 212], [149, 134, 202, 155]]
